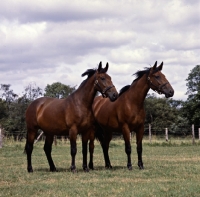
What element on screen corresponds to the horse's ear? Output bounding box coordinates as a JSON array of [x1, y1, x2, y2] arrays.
[[157, 62, 163, 71], [152, 61, 157, 70], [104, 62, 109, 72], [98, 62, 102, 72]]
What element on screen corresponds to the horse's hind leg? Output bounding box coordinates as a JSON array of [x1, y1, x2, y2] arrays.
[[101, 133, 112, 169], [25, 129, 37, 173], [44, 135, 57, 172], [88, 130, 95, 170]]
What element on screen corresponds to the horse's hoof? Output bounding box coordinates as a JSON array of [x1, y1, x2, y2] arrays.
[[138, 164, 144, 170], [27, 167, 33, 173], [50, 167, 57, 172], [72, 169, 77, 173], [105, 164, 112, 169], [84, 168, 89, 172], [71, 166, 77, 173], [89, 163, 94, 170], [127, 165, 132, 170], [138, 161, 144, 170]]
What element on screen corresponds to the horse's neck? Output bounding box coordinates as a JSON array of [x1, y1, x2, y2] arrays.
[[128, 74, 150, 107], [75, 76, 96, 108]]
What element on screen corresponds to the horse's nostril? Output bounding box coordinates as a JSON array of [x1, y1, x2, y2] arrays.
[[113, 93, 117, 99], [170, 89, 174, 96]]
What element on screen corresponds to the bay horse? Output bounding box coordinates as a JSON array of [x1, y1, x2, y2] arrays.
[[25, 62, 118, 173], [91, 61, 174, 170]]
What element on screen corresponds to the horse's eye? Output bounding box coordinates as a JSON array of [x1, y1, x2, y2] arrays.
[[101, 77, 105, 80], [155, 75, 160, 79]]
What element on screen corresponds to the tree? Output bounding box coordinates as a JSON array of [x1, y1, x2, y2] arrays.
[[144, 93, 190, 135], [44, 82, 76, 98], [182, 65, 200, 126], [185, 65, 200, 99], [23, 82, 43, 102], [145, 94, 177, 133], [0, 84, 18, 106], [0, 83, 43, 140], [0, 84, 19, 137]]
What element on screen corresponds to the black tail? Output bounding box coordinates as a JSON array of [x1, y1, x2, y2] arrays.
[[94, 123, 105, 146], [24, 133, 28, 154]]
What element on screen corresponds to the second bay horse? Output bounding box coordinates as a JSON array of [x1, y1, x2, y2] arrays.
[[92, 61, 174, 170], [25, 62, 118, 173]]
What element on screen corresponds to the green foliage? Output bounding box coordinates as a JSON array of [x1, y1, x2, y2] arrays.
[[182, 65, 200, 125], [144, 94, 187, 133], [0, 83, 43, 139], [44, 82, 76, 98], [186, 65, 200, 98]]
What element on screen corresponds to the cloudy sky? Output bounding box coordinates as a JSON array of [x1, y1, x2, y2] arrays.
[[0, 0, 199, 100]]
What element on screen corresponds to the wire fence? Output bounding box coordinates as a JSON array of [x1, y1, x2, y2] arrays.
[[1, 124, 200, 148]]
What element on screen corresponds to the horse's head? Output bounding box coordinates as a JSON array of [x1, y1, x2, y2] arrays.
[[148, 61, 174, 98], [94, 62, 118, 101]]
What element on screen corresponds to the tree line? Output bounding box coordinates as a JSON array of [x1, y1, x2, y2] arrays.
[[0, 65, 199, 139], [0, 82, 76, 139]]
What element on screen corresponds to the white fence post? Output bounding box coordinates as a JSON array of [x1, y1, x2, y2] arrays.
[[149, 124, 151, 143], [34, 131, 44, 144], [165, 128, 168, 141], [0, 128, 2, 148], [192, 124, 195, 145]]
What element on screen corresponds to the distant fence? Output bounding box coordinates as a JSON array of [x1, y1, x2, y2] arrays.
[[0, 128, 2, 148], [1, 124, 200, 148], [145, 124, 200, 145]]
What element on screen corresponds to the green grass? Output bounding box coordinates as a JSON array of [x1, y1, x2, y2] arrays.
[[0, 138, 200, 197]]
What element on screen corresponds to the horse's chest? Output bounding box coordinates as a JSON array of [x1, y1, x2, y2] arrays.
[[73, 109, 94, 128], [129, 111, 145, 126]]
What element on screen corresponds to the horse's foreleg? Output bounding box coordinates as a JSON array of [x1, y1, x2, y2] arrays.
[[70, 140, 77, 172], [88, 131, 95, 170], [44, 135, 57, 172], [82, 137, 89, 172], [136, 126, 144, 169], [69, 128, 77, 172], [122, 125, 132, 170]]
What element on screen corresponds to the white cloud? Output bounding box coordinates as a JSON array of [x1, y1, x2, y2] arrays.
[[0, 0, 199, 101]]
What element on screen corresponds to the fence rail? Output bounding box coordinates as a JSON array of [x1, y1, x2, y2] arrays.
[[1, 124, 200, 148]]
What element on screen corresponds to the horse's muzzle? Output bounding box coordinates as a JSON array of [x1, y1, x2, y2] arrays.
[[164, 89, 174, 98], [108, 92, 118, 102]]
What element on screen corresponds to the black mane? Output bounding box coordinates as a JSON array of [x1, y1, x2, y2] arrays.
[[132, 67, 151, 82], [119, 66, 160, 96], [133, 66, 161, 83], [79, 66, 105, 88], [81, 69, 96, 78], [119, 85, 131, 96]]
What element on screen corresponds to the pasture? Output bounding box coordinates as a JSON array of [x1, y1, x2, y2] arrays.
[[0, 137, 200, 197]]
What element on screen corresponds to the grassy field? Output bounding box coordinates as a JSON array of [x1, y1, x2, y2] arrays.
[[0, 137, 200, 197]]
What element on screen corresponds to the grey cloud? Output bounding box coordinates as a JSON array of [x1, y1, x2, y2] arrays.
[[0, 0, 199, 100]]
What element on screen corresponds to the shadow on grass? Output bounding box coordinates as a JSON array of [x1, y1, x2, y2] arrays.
[[34, 165, 132, 173]]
